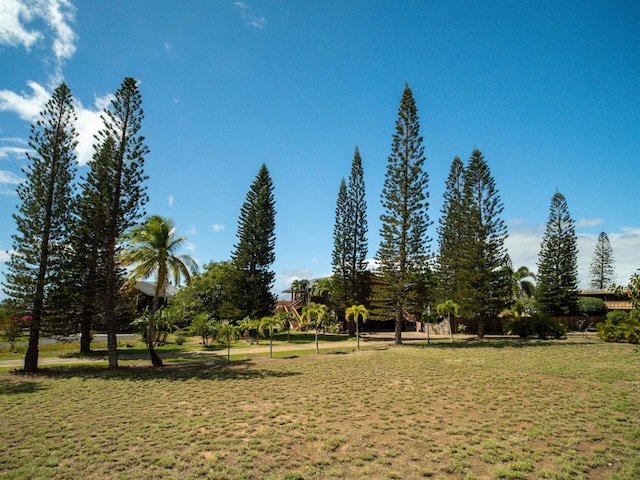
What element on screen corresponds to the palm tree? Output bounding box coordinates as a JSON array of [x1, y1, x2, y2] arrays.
[[239, 316, 260, 344], [218, 320, 240, 361], [274, 310, 294, 342], [345, 304, 368, 350], [259, 315, 283, 358], [510, 266, 537, 300], [120, 215, 198, 366], [301, 303, 329, 354], [311, 278, 332, 301], [436, 300, 460, 343]]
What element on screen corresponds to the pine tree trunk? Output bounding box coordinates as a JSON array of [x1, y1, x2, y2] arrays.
[[79, 314, 92, 354], [104, 248, 119, 368], [477, 318, 485, 339], [395, 306, 403, 346], [23, 321, 40, 372]]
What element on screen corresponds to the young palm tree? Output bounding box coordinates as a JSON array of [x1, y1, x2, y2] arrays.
[[436, 300, 460, 343], [301, 303, 329, 354], [345, 304, 368, 350], [259, 315, 283, 358], [218, 321, 240, 362], [121, 215, 198, 366]]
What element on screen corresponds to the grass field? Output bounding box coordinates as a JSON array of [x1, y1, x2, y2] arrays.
[[1, 338, 639, 479]]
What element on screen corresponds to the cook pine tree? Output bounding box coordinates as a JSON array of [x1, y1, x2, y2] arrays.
[[230, 163, 277, 320], [332, 146, 369, 333], [589, 231, 615, 290], [92, 77, 149, 368], [435, 156, 466, 304], [3, 83, 78, 372], [536, 191, 579, 316], [457, 148, 510, 338], [374, 84, 431, 346]]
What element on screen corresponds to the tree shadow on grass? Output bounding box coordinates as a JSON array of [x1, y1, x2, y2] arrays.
[[404, 337, 602, 350], [21, 358, 302, 383], [0, 378, 50, 395]]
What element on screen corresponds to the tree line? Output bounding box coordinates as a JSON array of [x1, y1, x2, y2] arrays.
[[2, 80, 627, 371]]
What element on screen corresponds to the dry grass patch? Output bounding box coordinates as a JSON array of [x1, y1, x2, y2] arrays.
[[1, 340, 639, 479]]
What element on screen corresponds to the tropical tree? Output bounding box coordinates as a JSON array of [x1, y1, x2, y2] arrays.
[[230, 163, 276, 319], [589, 232, 615, 290], [311, 278, 332, 301], [373, 83, 431, 346], [239, 316, 260, 344], [345, 304, 368, 350], [291, 279, 311, 306], [274, 310, 294, 342], [457, 149, 511, 338], [2, 83, 78, 372], [259, 315, 283, 358], [510, 265, 537, 300], [301, 303, 329, 354], [92, 77, 149, 368], [170, 261, 240, 322], [436, 300, 460, 343], [218, 321, 240, 361], [536, 191, 579, 316], [120, 215, 197, 366], [190, 313, 217, 346]]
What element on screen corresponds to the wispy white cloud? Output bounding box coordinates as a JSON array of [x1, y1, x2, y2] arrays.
[[187, 227, 197, 235], [0, 169, 23, 195], [163, 41, 173, 54], [0, 145, 29, 160], [0, 0, 77, 81], [0, 81, 50, 122], [576, 218, 603, 228], [234, 1, 267, 29], [0, 0, 44, 51], [0, 82, 113, 166], [212, 224, 226, 232], [185, 241, 195, 253], [168, 195, 174, 207]]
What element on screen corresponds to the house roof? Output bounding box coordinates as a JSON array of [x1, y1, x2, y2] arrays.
[[134, 281, 178, 298]]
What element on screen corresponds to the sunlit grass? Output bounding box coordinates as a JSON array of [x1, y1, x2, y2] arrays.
[[1, 340, 639, 479]]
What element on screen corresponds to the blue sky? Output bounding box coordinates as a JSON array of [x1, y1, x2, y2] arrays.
[[1, 0, 639, 299]]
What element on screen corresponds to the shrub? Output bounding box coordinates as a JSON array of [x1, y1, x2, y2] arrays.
[[597, 312, 640, 344], [578, 297, 606, 316], [175, 333, 186, 345], [606, 310, 629, 325], [504, 313, 566, 339]]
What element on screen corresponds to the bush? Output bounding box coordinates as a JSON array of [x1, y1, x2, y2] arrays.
[[504, 313, 566, 339], [175, 333, 186, 345], [597, 311, 640, 344], [578, 297, 606, 316]]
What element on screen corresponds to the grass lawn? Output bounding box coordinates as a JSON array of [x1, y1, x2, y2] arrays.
[[1, 338, 639, 479]]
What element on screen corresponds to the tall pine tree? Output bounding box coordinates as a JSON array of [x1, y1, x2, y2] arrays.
[[68, 138, 115, 353], [93, 78, 149, 368], [589, 232, 615, 290], [457, 149, 510, 338], [332, 146, 369, 330], [3, 83, 78, 372], [230, 163, 277, 319], [374, 84, 431, 346], [331, 178, 349, 313], [436, 156, 465, 304], [536, 191, 579, 316]]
